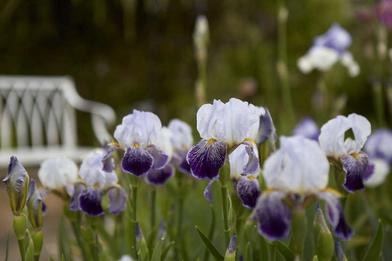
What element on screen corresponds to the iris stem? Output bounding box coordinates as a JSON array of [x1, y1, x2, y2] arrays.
[[372, 81, 385, 127], [13, 215, 27, 261], [176, 173, 188, 259], [219, 167, 230, 247], [68, 214, 91, 261], [289, 207, 307, 258], [277, 0, 295, 129], [150, 188, 156, 231], [131, 176, 139, 259]]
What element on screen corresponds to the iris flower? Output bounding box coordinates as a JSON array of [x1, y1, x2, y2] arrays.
[[298, 23, 359, 76], [254, 136, 352, 240], [73, 149, 127, 216], [292, 117, 319, 141], [319, 114, 371, 192], [187, 98, 269, 180], [114, 110, 172, 176]]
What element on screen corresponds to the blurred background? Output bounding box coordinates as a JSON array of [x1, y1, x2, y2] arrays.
[[1, 0, 391, 259]]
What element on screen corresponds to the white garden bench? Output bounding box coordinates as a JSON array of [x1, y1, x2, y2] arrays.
[[0, 76, 116, 166]]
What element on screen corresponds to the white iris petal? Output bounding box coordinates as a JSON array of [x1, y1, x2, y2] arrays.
[[263, 136, 329, 194]]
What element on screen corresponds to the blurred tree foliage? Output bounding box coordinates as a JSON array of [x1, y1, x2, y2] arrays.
[[0, 0, 389, 144]]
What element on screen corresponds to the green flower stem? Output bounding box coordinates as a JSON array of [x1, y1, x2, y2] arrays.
[[66, 210, 92, 261], [219, 166, 230, 247], [13, 215, 27, 261], [130, 176, 139, 259], [289, 207, 307, 258], [176, 173, 189, 259], [150, 188, 156, 231], [372, 81, 385, 127], [277, 0, 295, 128]]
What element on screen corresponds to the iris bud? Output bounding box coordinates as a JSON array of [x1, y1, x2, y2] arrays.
[[27, 180, 46, 230], [224, 235, 237, 261], [313, 208, 334, 261], [3, 157, 30, 216]]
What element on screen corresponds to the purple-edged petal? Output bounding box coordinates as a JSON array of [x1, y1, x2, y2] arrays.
[[318, 191, 352, 240], [187, 139, 227, 179], [236, 177, 260, 209], [69, 184, 85, 211], [102, 145, 116, 172], [258, 109, 276, 144], [341, 152, 369, 192], [145, 164, 174, 185], [203, 179, 215, 204], [363, 162, 375, 181], [254, 192, 291, 240], [79, 189, 104, 216], [108, 187, 127, 214], [147, 146, 169, 169], [243, 143, 260, 174], [121, 147, 154, 176]]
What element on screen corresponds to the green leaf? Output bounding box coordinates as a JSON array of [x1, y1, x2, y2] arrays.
[[195, 226, 224, 261], [362, 220, 384, 261], [272, 241, 295, 261], [151, 237, 165, 261]]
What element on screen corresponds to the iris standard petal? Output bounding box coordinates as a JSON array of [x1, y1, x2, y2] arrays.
[[69, 184, 85, 212], [121, 147, 154, 176], [236, 177, 260, 209], [187, 139, 227, 179], [229, 143, 260, 179], [318, 191, 352, 240], [145, 164, 174, 185], [341, 152, 368, 192], [108, 187, 127, 214], [254, 192, 291, 240], [292, 117, 319, 140], [79, 189, 104, 216]]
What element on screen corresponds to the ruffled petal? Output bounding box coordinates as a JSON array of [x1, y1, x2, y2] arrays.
[[121, 147, 154, 176], [317, 191, 352, 240], [253, 192, 291, 240], [79, 189, 104, 216], [145, 164, 174, 185], [341, 152, 368, 192], [186, 139, 227, 179], [108, 187, 127, 214], [229, 143, 260, 179], [258, 108, 276, 143], [235, 177, 260, 209]]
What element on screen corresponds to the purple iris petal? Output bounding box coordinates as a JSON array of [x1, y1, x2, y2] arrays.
[[69, 184, 85, 212], [254, 192, 291, 240], [341, 152, 369, 192], [108, 187, 127, 214], [314, 23, 351, 54], [102, 145, 116, 172], [145, 164, 174, 185], [186, 139, 227, 179], [242, 143, 260, 175], [292, 117, 320, 141], [318, 191, 352, 240], [79, 189, 104, 216], [121, 147, 154, 176], [365, 128, 392, 164], [236, 177, 260, 209], [179, 157, 191, 175], [203, 179, 215, 204], [363, 162, 375, 181], [258, 109, 276, 144], [146, 146, 169, 169], [172, 151, 191, 175]]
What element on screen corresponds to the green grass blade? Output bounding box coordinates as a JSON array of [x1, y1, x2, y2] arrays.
[[195, 226, 224, 261], [272, 241, 295, 261], [362, 220, 384, 261]]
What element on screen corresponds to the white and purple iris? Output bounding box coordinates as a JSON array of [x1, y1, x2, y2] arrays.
[[187, 98, 269, 180], [298, 23, 359, 77], [363, 129, 392, 187], [114, 110, 172, 176], [71, 149, 127, 216], [229, 143, 261, 209], [254, 136, 352, 240], [168, 119, 194, 175], [319, 114, 371, 192], [292, 117, 319, 141]]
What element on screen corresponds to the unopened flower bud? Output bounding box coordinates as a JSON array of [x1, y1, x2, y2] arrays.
[[3, 156, 30, 215], [193, 15, 209, 62], [313, 208, 334, 261], [224, 234, 237, 261], [27, 179, 46, 230]]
